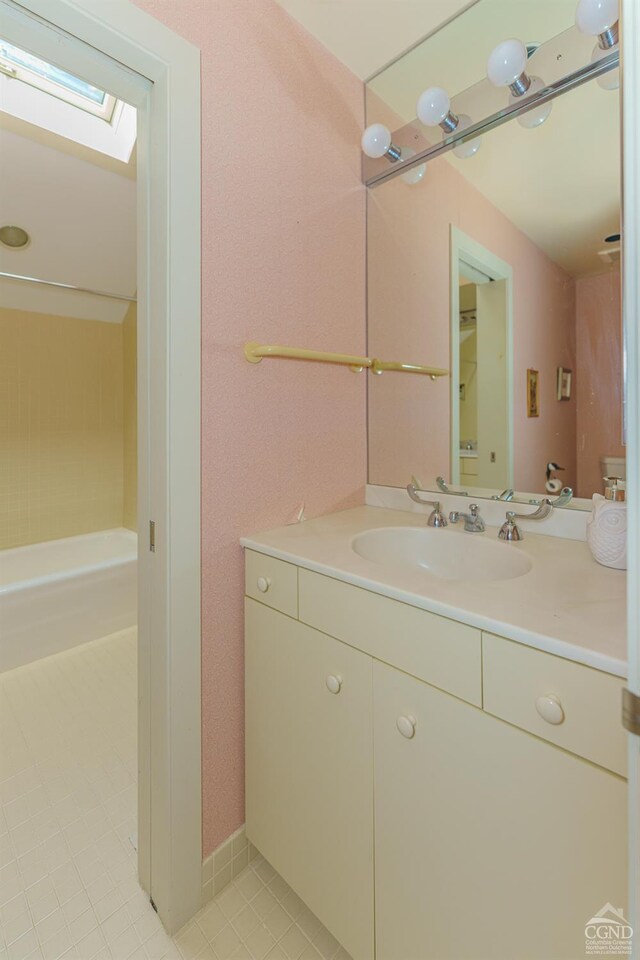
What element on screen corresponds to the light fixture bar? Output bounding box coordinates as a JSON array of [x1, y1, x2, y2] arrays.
[[0, 271, 136, 302], [364, 48, 619, 188]]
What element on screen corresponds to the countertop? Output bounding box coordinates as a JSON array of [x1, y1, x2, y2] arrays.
[[241, 505, 627, 678]]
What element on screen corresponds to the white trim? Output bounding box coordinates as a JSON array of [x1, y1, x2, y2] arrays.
[[449, 227, 514, 489], [0, 0, 202, 934], [621, 0, 640, 948]]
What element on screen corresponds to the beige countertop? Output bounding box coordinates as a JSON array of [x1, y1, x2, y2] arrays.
[[241, 505, 627, 678]]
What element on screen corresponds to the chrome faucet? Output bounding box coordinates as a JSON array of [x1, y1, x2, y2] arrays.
[[491, 488, 514, 501], [406, 483, 448, 527], [449, 503, 485, 533], [498, 500, 553, 541]]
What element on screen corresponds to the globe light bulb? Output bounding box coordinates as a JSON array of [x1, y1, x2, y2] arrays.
[[592, 42, 620, 89], [452, 115, 482, 159], [399, 147, 426, 185], [509, 76, 553, 128], [487, 38, 528, 88], [576, 0, 618, 36], [361, 123, 392, 159], [417, 87, 451, 127]]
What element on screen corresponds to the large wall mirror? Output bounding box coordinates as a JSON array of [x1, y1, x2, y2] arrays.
[[366, 0, 621, 508]]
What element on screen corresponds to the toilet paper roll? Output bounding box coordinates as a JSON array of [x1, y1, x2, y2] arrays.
[[545, 478, 563, 494]]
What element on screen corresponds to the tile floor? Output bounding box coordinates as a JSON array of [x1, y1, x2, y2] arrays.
[[0, 631, 351, 960]]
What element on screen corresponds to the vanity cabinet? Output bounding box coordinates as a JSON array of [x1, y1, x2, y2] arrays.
[[244, 551, 627, 960], [245, 597, 375, 960], [373, 660, 626, 960]]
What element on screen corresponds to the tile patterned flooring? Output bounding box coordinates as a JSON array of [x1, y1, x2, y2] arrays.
[[0, 631, 351, 960]]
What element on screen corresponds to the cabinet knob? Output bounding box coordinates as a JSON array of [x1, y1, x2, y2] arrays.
[[326, 675, 342, 695], [535, 694, 564, 725], [396, 715, 416, 739], [256, 576, 271, 594]]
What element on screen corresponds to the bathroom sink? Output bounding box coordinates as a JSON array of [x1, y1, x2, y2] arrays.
[[351, 527, 532, 582]]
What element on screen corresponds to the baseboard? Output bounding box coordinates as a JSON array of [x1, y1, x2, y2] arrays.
[[201, 825, 258, 906]]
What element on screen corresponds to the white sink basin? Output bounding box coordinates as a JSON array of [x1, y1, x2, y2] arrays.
[[352, 527, 532, 582]]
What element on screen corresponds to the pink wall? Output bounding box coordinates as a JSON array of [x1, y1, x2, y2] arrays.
[[133, 0, 366, 856], [367, 149, 577, 495], [576, 269, 623, 499]]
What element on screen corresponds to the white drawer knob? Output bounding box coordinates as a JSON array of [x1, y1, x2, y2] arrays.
[[256, 576, 271, 594], [535, 695, 564, 725], [396, 715, 416, 739], [326, 675, 342, 694]]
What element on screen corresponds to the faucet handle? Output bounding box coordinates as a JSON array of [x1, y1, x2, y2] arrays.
[[499, 499, 552, 541], [498, 515, 523, 541], [469, 503, 479, 516], [407, 483, 448, 527], [508, 500, 553, 522]]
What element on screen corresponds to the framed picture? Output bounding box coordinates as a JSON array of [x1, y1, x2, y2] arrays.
[[556, 366, 572, 401], [527, 369, 539, 418]]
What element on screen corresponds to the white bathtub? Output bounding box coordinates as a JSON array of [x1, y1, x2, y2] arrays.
[[0, 529, 137, 672]]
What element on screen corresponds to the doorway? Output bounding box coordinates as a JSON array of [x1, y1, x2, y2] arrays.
[[450, 227, 513, 492], [0, 0, 202, 935]]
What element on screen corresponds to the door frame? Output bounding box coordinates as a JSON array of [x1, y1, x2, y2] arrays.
[[622, 0, 640, 949], [449, 227, 514, 488], [0, 0, 202, 934]]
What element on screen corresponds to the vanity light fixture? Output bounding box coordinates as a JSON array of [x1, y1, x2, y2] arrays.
[[575, 0, 619, 49], [592, 44, 619, 88], [416, 87, 481, 159], [394, 148, 426, 184], [417, 86, 458, 133], [361, 123, 401, 162], [576, 0, 619, 89], [509, 76, 552, 127], [488, 39, 552, 128], [487, 39, 531, 96], [361, 123, 426, 184]]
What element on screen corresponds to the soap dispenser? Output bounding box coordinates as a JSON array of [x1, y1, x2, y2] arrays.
[[586, 477, 627, 569]]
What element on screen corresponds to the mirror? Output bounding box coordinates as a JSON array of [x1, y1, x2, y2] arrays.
[[366, 0, 621, 508]]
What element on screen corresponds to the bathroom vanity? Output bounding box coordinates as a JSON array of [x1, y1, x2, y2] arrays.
[[242, 506, 627, 960]]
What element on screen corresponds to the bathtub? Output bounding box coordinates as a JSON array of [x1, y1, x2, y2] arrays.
[[0, 529, 137, 672]]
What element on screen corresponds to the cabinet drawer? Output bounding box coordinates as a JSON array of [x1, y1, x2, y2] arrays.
[[299, 568, 481, 706], [482, 633, 626, 776], [245, 550, 298, 617]]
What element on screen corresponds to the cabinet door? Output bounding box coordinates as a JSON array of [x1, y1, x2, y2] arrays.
[[374, 660, 627, 960], [245, 598, 290, 874], [245, 598, 374, 960]]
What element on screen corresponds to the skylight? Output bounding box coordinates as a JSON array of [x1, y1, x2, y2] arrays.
[[0, 40, 116, 120], [0, 39, 136, 163]]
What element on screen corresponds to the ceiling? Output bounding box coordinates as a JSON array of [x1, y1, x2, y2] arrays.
[[272, 0, 475, 80], [0, 122, 136, 322]]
